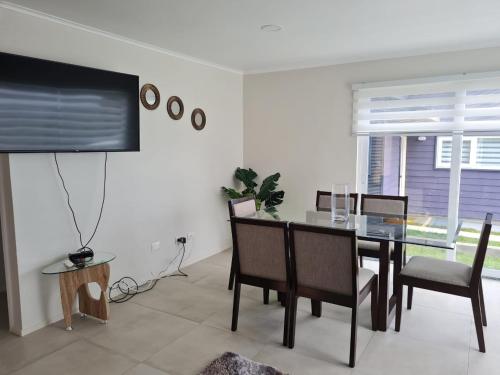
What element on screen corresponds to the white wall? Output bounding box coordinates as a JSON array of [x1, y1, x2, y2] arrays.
[[0, 7, 243, 334], [244, 47, 500, 215]]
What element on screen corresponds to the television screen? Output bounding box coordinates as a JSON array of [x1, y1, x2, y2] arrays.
[[0, 52, 139, 153]]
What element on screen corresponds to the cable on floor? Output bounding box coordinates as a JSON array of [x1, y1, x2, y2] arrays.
[[108, 243, 188, 303]]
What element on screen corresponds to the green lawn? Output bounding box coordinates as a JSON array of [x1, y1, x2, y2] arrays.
[[460, 227, 500, 236], [407, 229, 500, 248], [406, 244, 500, 270]]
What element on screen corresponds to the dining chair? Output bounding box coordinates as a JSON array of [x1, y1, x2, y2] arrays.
[[358, 194, 408, 268], [288, 223, 378, 368], [229, 216, 292, 346], [396, 213, 493, 353], [227, 197, 257, 290], [316, 190, 358, 213]]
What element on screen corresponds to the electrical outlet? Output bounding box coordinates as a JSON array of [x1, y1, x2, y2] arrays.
[[187, 232, 194, 242], [151, 241, 161, 252]]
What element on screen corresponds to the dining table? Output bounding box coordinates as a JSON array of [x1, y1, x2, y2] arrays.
[[234, 209, 462, 331]]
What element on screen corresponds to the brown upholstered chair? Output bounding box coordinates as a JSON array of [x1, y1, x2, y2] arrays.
[[358, 194, 408, 267], [227, 197, 257, 291], [316, 190, 358, 214], [230, 216, 292, 346], [288, 223, 378, 368], [396, 213, 493, 353]]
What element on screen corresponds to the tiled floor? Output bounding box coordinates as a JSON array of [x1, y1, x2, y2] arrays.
[[1, 251, 499, 374]]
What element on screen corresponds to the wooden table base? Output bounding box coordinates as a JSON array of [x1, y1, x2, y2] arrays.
[[59, 263, 110, 330]]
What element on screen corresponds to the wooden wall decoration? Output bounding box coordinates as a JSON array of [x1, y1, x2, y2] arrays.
[[191, 108, 206, 131], [167, 96, 184, 120], [140, 83, 160, 110]]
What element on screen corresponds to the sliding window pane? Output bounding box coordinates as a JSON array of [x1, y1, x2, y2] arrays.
[[367, 136, 400, 195], [457, 136, 500, 271], [404, 136, 451, 259]]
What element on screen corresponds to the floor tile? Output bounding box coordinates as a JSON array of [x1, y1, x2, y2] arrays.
[[289, 309, 374, 366], [181, 262, 228, 286], [354, 332, 468, 375], [10, 339, 136, 375], [202, 301, 288, 344], [254, 343, 353, 375], [467, 350, 500, 375], [0, 325, 79, 375], [394, 304, 472, 350], [132, 278, 256, 324], [85, 303, 198, 361], [124, 363, 170, 375], [146, 324, 263, 375], [203, 249, 233, 268]]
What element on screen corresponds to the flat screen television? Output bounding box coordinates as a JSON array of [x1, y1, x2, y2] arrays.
[[0, 52, 139, 153]]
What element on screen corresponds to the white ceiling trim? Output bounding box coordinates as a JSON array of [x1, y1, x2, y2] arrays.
[[0, 1, 243, 75]]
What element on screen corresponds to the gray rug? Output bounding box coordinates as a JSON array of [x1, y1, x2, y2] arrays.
[[200, 352, 287, 375]]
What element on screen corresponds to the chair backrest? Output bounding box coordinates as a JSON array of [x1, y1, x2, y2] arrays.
[[316, 191, 358, 214], [230, 216, 289, 282], [228, 197, 257, 218], [289, 223, 358, 297], [360, 194, 408, 216], [470, 213, 493, 287]]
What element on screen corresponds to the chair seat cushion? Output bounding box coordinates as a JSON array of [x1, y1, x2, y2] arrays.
[[358, 239, 394, 253], [400, 256, 472, 287], [359, 268, 375, 289]]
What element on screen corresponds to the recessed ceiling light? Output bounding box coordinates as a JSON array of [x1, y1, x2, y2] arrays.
[[260, 24, 282, 32]]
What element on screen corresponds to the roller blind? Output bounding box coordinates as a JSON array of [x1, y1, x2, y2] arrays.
[[353, 73, 500, 135]]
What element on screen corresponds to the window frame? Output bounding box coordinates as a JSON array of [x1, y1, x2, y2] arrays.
[[435, 135, 500, 171]]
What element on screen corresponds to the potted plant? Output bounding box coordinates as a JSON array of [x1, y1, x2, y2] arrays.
[[222, 168, 284, 212]]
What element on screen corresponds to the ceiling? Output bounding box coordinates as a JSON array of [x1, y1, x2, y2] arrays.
[[4, 0, 500, 73]]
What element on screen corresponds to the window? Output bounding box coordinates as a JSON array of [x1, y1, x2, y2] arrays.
[[436, 136, 500, 170], [352, 73, 500, 135], [355, 72, 500, 277]]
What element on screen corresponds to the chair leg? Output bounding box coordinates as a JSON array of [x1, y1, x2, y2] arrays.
[[403, 247, 407, 266], [359, 256, 364, 268], [262, 288, 270, 304], [479, 280, 487, 327], [311, 299, 322, 317], [278, 292, 287, 307], [231, 281, 241, 331], [395, 281, 404, 332], [283, 292, 291, 346], [370, 278, 378, 331], [228, 253, 235, 290], [349, 306, 358, 368], [288, 295, 298, 349], [471, 291, 486, 353], [407, 286, 413, 310]]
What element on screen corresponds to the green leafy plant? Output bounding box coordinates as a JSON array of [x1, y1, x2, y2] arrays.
[[222, 167, 285, 211]]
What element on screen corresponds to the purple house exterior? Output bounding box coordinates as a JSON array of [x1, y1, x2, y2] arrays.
[[369, 136, 500, 220]]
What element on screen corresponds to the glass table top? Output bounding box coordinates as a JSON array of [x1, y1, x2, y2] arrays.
[[236, 210, 462, 250], [42, 251, 116, 275]]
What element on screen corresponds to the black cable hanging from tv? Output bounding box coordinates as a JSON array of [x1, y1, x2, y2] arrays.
[[53, 152, 108, 253]]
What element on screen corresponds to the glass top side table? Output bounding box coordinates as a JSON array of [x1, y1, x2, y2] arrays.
[[42, 252, 116, 274], [42, 251, 116, 331]]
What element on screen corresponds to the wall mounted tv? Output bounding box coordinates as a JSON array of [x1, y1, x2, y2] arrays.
[[0, 52, 139, 153]]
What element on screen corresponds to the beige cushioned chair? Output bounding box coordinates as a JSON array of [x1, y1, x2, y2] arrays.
[[316, 190, 358, 213], [230, 216, 291, 346], [227, 197, 272, 304], [396, 213, 493, 353], [288, 223, 378, 368], [358, 194, 408, 267]]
